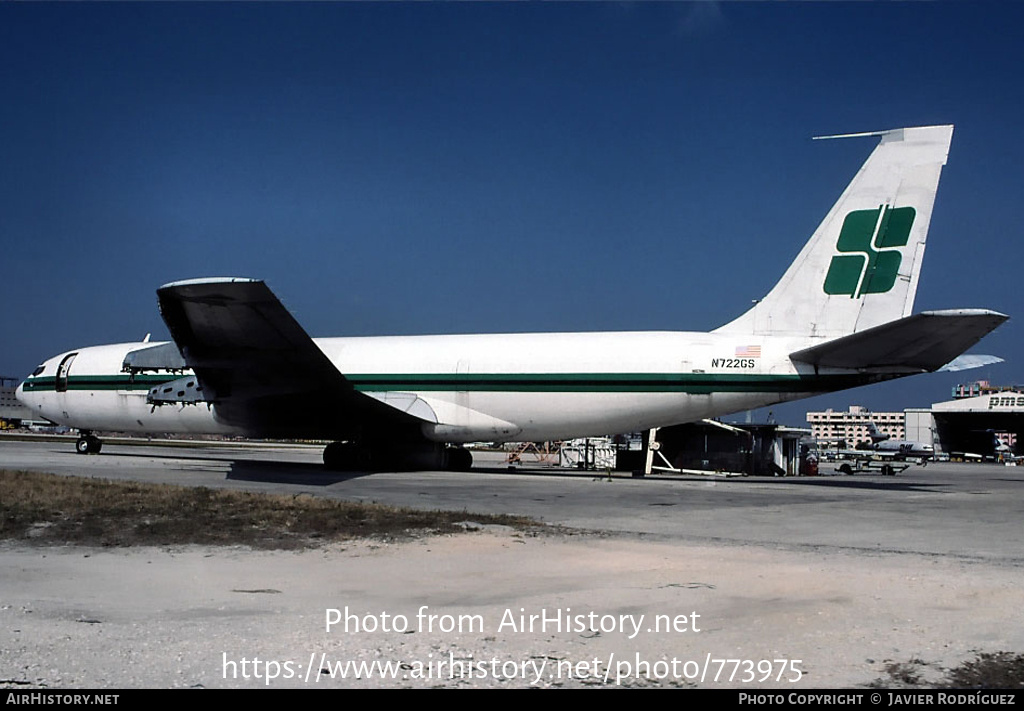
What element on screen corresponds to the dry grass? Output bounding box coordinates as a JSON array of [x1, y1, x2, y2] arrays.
[[942, 652, 1024, 689], [871, 653, 1024, 689], [0, 469, 541, 549]]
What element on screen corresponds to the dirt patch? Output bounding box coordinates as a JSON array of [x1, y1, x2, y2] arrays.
[[3, 535, 1022, 688], [0, 469, 541, 548], [869, 652, 1024, 689]]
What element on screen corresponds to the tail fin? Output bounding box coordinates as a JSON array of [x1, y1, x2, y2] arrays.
[[865, 421, 888, 443], [715, 125, 953, 338]]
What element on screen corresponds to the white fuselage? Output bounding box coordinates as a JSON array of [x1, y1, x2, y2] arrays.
[[17, 331, 878, 443], [869, 440, 935, 459], [15, 126, 983, 449]]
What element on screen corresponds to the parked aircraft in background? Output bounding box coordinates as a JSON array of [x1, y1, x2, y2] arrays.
[[854, 421, 936, 461], [952, 430, 1016, 463], [831, 420, 936, 475], [17, 125, 1008, 470]]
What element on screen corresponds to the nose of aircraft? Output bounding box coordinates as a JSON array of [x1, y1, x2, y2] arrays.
[[15, 379, 37, 410], [15, 377, 47, 422]]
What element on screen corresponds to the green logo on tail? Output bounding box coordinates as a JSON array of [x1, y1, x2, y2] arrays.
[[823, 205, 916, 298]]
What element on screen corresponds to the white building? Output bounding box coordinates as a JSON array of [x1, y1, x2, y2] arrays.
[[810, 390, 1023, 458], [806, 406, 905, 447]]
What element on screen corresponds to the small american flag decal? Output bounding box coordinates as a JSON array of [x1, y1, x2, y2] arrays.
[[735, 345, 761, 358]]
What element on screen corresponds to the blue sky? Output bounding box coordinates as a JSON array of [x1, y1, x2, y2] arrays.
[[2, 2, 1021, 425]]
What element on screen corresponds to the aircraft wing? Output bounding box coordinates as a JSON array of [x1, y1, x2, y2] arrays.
[[789, 310, 1008, 372], [156, 278, 422, 439]]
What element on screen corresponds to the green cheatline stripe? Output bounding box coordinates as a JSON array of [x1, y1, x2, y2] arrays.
[[19, 372, 883, 395], [346, 373, 879, 393], [21, 374, 186, 393]]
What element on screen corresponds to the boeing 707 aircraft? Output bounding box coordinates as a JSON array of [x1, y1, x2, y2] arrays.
[[16, 125, 1008, 470]]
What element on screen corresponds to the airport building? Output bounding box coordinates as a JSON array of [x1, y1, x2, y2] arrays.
[[950, 379, 1020, 400], [806, 405, 905, 447], [0, 376, 33, 427], [912, 390, 1024, 457], [809, 383, 1024, 458]]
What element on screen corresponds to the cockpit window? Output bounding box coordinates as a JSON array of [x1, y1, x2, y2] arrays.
[[32, 365, 45, 377]]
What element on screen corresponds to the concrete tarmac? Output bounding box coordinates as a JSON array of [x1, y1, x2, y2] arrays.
[[2, 437, 1023, 688], [1, 438, 1021, 563]]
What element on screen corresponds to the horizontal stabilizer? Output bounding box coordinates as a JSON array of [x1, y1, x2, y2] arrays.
[[937, 354, 1004, 373], [789, 310, 1008, 372]]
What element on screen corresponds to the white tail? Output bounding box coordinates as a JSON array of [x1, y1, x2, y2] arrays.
[[865, 421, 888, 443], [716, 125, 953, 339]]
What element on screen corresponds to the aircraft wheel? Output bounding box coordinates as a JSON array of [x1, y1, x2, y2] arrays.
[[76, 436, 101, 455], [881, 464, 894, 476], [323, 441, 351, 470], [447, 447, 473, 472], [323, 441, 374, 470]]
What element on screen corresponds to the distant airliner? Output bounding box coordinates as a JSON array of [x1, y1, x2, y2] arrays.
[[856, 421, 935, 460], [17, 125, 1007, 470], [842, 421, 936, 469]]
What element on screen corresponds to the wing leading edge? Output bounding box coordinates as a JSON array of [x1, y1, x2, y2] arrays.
[[156, 278, 421, 439]]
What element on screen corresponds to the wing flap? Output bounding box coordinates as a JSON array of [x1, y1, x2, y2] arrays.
[[789, 310, 1008, 372], [363, 391, 439, 423], [364, 391, 522, 440]]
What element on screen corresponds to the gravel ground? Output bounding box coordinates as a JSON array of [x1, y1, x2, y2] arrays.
[[3, 530, 1021, 689]]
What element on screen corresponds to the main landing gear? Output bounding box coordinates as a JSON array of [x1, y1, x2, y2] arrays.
[[322, 441, 473, 472], [75, 432, 102, 455]]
